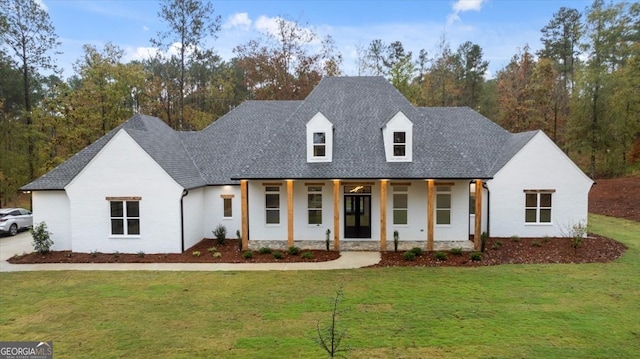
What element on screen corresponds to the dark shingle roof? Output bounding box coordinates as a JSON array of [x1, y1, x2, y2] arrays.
[[233, 77, 532, 179], [22, 77, 536, 190], [22, 114, 207, 190]]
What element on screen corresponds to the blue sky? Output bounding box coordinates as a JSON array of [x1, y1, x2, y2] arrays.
[[40, 0, 598, 79]]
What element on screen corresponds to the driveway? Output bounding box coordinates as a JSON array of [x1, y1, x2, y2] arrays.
[[0, 230, 32, 261]]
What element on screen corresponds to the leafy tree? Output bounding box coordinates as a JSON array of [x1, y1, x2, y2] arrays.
[[456, 41, 489, 109], [496, 45, 536, 132], [152, 0, 221, 130], [234, 16, 342, 100], [419, 35, 461, 106], [0, 0, 60, 178]]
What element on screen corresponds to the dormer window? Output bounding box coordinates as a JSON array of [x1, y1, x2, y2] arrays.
[[393, 132, 406, 157], [383, 112, 413, 162], [313, 132, 326, 157], [306, 112, 333, 162]]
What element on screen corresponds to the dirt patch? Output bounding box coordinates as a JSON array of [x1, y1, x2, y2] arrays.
[[589, 175, 640, 222], [8, 238, 340, 264]]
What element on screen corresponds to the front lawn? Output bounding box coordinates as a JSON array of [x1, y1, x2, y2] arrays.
[[0, 214, 638, 358]]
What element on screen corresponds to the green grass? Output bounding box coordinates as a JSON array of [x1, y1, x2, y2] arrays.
[[1, 214, 639, 358]]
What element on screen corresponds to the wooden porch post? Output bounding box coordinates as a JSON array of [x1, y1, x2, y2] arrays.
[[333, 180, 340, 250], [380, 179, 388, 251], [427, 180, 434, 251], [287, 180, 294, 247], [241, 180, 249, 250], [474, 179, 483, 251]]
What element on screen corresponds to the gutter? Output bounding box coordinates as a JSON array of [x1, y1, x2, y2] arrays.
[[180, 189, 189, 253]]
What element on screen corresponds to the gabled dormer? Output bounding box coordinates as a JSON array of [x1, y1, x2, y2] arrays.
[[306, 112, 333, 162], [382, 111, 413, 162]]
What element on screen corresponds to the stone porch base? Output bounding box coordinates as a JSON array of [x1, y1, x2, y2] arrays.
[[247, 240, 476, 252]]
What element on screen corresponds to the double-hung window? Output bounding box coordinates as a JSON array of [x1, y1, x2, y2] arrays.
[[436, 186, 451, 225], [393, 131, 406, 157], [307, 186, 323, 225], [110, 199, 140, 235], [313, 132, 326, 157], [393, 186, 408, 225], [265, 186, 280, 224], [525, 190, 553, 223]]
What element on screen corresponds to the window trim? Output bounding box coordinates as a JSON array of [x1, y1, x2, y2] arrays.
[[435, 186, 452, 226], [307, 186, 323, 225], [393, 131, 407, 158], [312, 132, 326, 158], [109, 199, 140, 237], [265, 186, 281, 225], [392, 186, 408, 225], [524, 190, 554, 224], [223, 197, 233, 219]]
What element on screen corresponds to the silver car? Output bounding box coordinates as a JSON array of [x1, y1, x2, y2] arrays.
[[0, 208, 33, 236]]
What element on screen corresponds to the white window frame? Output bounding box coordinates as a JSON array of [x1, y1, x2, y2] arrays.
[[382, 111, 413, 162], [265, 186, 280, 225], [436, 186, 451, 225], [393, 131, 406, 157], [307, 186, 323, 225], [524, 190, 554, 224], [306, 113, 333, 162], [109, 199, 140, 236], [392, 186, 408, 225], [223, 197, 233, 219]]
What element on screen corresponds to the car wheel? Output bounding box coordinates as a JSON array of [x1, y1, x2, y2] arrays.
[[9, 224, 18, 236]]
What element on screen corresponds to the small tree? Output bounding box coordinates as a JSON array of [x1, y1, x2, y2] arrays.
[[30, 221, 53, 254], [325, 229, 331, 251], [315, 284, 349, 358], [393, 230, 399, 252], [212, 224, 227, 244], [570, 222, 587, 256]]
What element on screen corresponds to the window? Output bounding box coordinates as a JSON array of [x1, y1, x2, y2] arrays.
[[393, 131, 406, 157], [525, 191, 553, 223], [110, 200, 140, 235], [223, 198, 232, 218], [313, 132, 326, 157], [308, 186, 323, 225], [265, 186, 280, 224], [436, 186, 451, 225], [393, 186, 408, 225]]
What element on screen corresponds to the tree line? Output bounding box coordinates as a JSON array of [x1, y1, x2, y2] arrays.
[[0, 0, 638, 206]]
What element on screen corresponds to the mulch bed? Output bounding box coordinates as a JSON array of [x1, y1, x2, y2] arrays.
[[7, 238, 340, 264], [589, 176, 640, 222], [368, 235, 627, 267]]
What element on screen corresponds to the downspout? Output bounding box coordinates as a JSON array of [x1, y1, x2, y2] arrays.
[[483, 182, 490, 237], [180, 189, 189, 253]]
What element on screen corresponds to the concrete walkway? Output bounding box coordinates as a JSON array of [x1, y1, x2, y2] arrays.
[[0, 232, 381, 272]]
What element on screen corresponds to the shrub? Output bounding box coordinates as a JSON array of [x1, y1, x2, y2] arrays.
[[393, 230, 399, 252], [543, 235, 551, 243], [491, 241, 502, 250], [236, 230, 242, 250], [207, 246, 217, 253], [403, 251, 416, 261], [301, 251, 314, 260], [213, 224, 227, 244], [90, 250, 98, 257], [325, 229, 331, 251], [450, 247, 463, 255], [288, 246, 300, 255], [273, 251, 284, 259], [242, 250, 254, 259], [258, 247, 272, 255], [532, 241, 542, 247], [569, 221, 587, 255], [481, 231, 488, 252], [511, 235, 520, 242], [434, 251, 448, 261], [409, 247, 423, 256], [137, 251, 145, 257], [30, 222, 53, 255], [192, 251, 201, 257], [213, 252, 222, 258], [470, 252, 483, 261]]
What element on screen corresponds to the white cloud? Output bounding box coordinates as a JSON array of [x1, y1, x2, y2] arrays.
[[142, 25, 149, 32], [254, 15, 281, 36], [447, 0, 486, 26], [223, 12, 252, 31]]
